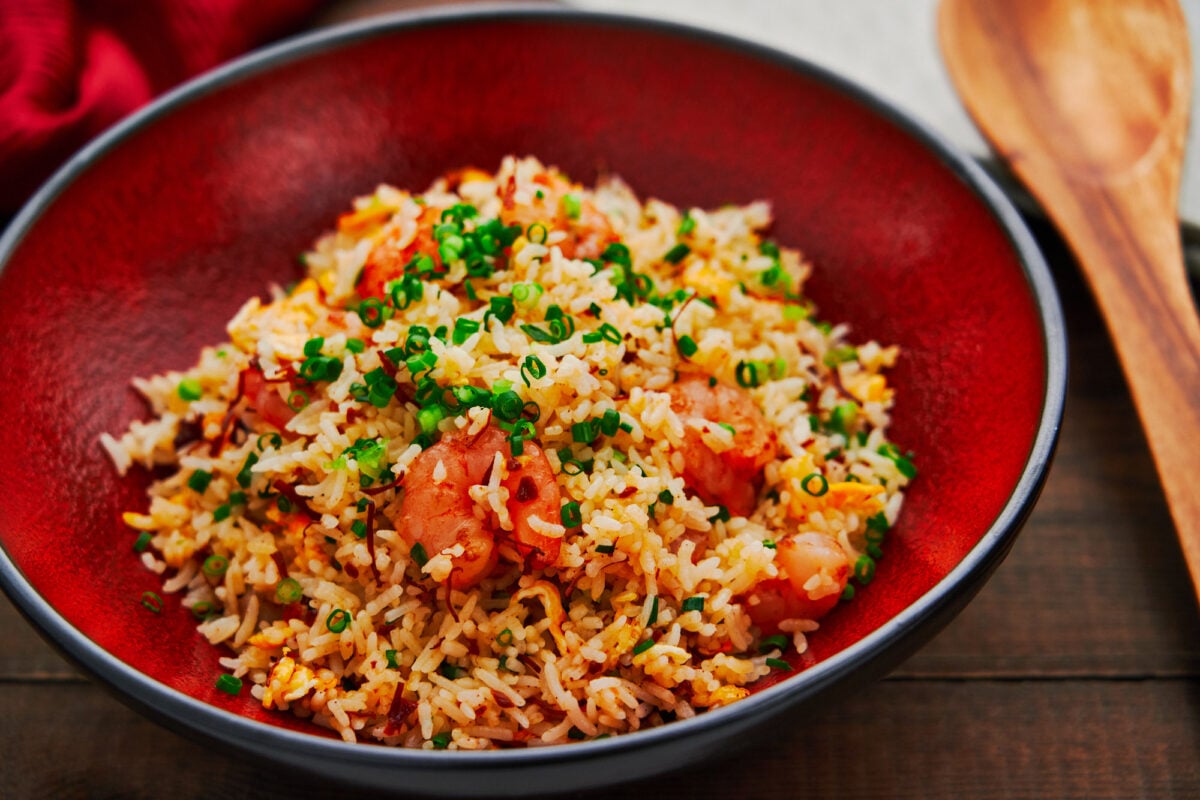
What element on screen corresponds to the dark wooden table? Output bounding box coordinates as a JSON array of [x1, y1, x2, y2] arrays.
[[4, 213, 1199, 797]]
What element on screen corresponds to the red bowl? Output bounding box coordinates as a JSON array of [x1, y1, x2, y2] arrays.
[[0, 7, 1064, 795]]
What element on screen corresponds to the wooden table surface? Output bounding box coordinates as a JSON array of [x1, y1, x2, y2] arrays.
[[3, 204, 1199, 797]]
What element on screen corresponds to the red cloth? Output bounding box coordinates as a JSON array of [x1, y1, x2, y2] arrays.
[[0, 0, 324, 212]]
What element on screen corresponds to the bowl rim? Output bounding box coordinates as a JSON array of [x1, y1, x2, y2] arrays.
[[0, 1, 1067, 775]]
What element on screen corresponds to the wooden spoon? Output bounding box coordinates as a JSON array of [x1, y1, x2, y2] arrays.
[[939, 0, 1200, 600]]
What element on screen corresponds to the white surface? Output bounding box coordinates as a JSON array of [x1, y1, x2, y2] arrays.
[[569, 0, 1200, 227]]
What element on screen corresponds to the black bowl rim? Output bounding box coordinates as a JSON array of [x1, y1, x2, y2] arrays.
[[0, 1, 1067, 778]]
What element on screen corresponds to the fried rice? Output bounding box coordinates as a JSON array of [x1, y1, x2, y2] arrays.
[[101, 156, 915, 749]]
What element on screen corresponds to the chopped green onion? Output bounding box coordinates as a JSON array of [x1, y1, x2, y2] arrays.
[[526, 222, 548, 244], [286, 390, 309, 412], [486, 296, 516, 326], [189, 600, 214, 620], [439, 663, 466, 680], [854, 555, 876, 584], [275, 577, 303, 604], [561, 193, 582, 219], [762, 539, 776, 550], [346, 337, 365, 353], [801, 473, 829, 497], [385, 649, 400, 668], [677, 335, 698, 358], [867, 543, 884, 560], [452, 317, 481, 345], [567, 727, 587, 741], [561, 501, 582, 528], [520, 355, 546, 387], [783, 304, 807, 321], [276, 494, 293, 513], [663, 243, 690, 264], [133, 532, 152, 552], [657, 489, 673, 505], [759, 634, 789, 653], [681, 596, 705, 613], [823, 345, 859, 368], [677, 212, 696, 236], [842, 584, 856, 600], [647, 595, 660, 626], [718, 422, 736, 436], [497, 628, 514, 646], [417, 405, 444, 435], [595, 542, 616, 555], [140, 591, 163, 613], [866, 512, 890, 540], [215, 673, 243, 695], [598, 409, 622, 437], [326, 609, 351, 633], [878, 444, 918, 479], [632, 638, 654, 655], [431, 732, 451, 749], [708, 505, 731, 523], [358, 297, 388, 328], [493, 390, 524, 422], [256, 433, 283, 451], [177, 378, 203, 402], [829, 403, 858, 437], [735, 360, 761, 388], [187, 470, 212, 494], [765, 657, 793, 672], [203, 554, 229, 577], [351, 520, 367, 539], [212, 504, 231, 522], [411, 542, 428, 567], [303, 336, 325, 357], [512, 282, 545, 308], [571, 420, 596, 444]]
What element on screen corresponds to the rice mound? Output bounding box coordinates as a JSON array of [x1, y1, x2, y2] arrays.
[[102, 156, 915, 749]]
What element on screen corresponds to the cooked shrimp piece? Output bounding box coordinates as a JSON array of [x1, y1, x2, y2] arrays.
[[499, 170, 617, 260], [745, 532, 851, 633], [665, 373, 778, 516], [396, 425, 563, 587], [356, 206, 441, 301]]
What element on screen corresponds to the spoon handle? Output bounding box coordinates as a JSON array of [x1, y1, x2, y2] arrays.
[[1049, 174, 1200, 600]]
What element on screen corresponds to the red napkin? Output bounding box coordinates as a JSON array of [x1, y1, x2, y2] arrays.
[[0, 0, 324, 212]]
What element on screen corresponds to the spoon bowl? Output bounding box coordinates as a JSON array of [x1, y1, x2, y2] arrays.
[[940, 0, 1200, 599]]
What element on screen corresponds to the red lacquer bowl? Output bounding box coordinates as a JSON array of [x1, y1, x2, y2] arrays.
[[0, 7, 1065, 796]]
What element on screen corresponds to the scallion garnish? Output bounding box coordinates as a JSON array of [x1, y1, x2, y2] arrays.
[[187, 470, 213, 494], [561, 501, 582, 528], [133, 532, 152, 553], [385, 649, 400, 668], [801, 473, 829, 497], [286, 390, 309, 412], [823, 344, 859, 368], [256, 433, 282, 451], [854, 554, 876, 584], [326, 608, 351, 633], [677, 212, 696, 237], [647, 595, 660, 626], [203, 554, 229, 577], [561, 193, 582, 219], [411, 542, 428, 567], [351, 520, 368, 539], [878, 443, 918, 478], [677, 335, 698, 358], [177, 378, 203, 402], [681, 596, 705, 613], [431, 732, 451, 749], [663, 243, 690, 264], [657, 489, 673, 505], [765, 657, 793, 672], [275, 577, 303, 604], [595, 542, 616, 555], [520, 355, 546, 387], [140, 591, 163, 614], [632, 638, 654, 655], [759, 634, 789, 653], [358, 297, 389, 328], [215, 673, 243, 695], [572, 420, 596, 444], [497, 628, 514, 646]]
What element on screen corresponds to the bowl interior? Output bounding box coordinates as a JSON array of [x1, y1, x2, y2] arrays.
[[0, 13, 1048, 736]]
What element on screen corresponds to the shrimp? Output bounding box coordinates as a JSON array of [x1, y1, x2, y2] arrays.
[[356, 205, 441, 301], [745, 532, 851, 633], [498, 170, 617, 260], [396, 425, 563, 588], [665, 373, 778, 516]]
